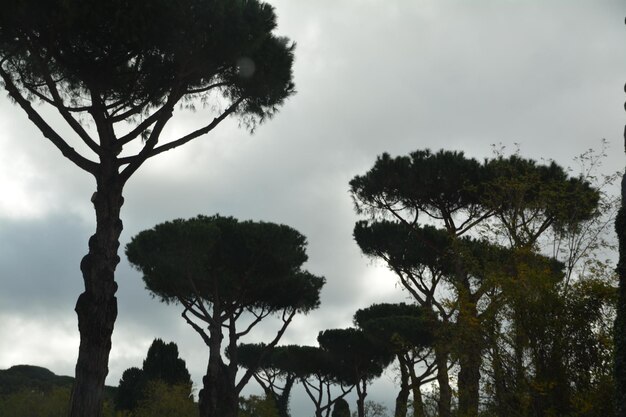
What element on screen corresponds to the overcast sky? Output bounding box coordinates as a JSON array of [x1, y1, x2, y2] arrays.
[[0, 0, 624, 415]]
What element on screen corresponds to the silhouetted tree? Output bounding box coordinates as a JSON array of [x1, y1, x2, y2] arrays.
[[332, 399, 351, 417], [116, 339, 192, 412], [0, 2, 294, 415], [126, 215, 324, 417], [278, 345, 353, 417], [143, 339, 192, 387], [354, 303, 433, 417], [116, 367, 146, 412], [616, 67, 626, 417], [236, 343, 296, 417], [318, 328, 394, 417], [350, 149, 598, 417]]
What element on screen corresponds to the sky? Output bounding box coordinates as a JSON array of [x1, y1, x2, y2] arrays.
[[0, 0, 625, 415]]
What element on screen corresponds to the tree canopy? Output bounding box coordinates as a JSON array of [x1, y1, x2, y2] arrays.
[[126, 214, 324, 417]]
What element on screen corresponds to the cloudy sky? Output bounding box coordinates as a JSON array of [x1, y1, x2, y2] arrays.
[[0, 0, 624, 414]]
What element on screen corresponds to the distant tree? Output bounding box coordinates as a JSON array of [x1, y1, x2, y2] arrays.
[[351, 401, 390, 417], [116, 339, 192, 412], [0, 386, 116, 417], [132, 380, 197, 417], [332, 398, 351, 417], [260, 344, 354, 417], [143, 339, 192, 387], [126, 215, 324, 417], [353, 303, 433, 417], [116, 367, 146, 412], [0, 1, 295, 415], [318, 328, 394, 417], [235, 343, 297, 417], [239, 395, 279, 417]]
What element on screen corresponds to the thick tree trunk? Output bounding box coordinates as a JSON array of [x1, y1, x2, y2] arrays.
[[276, 375, 295, 417], [457, 295, 482, 417], [69, 177, 123, 417], [356, 380, 367, 417], [199, 323, 238, 417], [433, 344, 452, 417], [410, 385, 425, 417], [394, 357, 410, 417]]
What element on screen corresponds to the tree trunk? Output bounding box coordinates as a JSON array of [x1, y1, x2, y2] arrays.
[[356, 379, 367, 417], [457, 294, 482, 417], [616, 79, 626, 417], [411, 385, 425, 417], [276, 375, 295, 417], [434, 344, 452, 417], [69, 177, 123, 417], [199, 323, 238, 417], [394, 356, 410, 417]]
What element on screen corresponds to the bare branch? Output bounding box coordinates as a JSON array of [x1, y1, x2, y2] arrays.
[[117, 97, 244, 167], [0, 67, 97, 174], [182, 308, 211, 345]]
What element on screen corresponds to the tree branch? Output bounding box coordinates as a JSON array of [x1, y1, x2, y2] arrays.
[[182, 307, 211, 345], [0, 67, 97, 174], [117, 97, 244, 167]]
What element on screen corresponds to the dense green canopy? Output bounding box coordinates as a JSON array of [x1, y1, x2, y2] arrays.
[[126, 215, 323, 313], [0, 0, 295, 122]]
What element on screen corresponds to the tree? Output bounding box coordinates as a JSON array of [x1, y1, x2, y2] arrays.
[[126, 215, 324, 417], [0, 1, 295, 415], [318, 328, 394, 417], [332, 399, 351, 417], [116, 338, 192, 412], [236, 343, 297, 417], [350, 149, 599, 417], [353, 303, 433, 417], [281, 345, 355, 417], [616, 67, 626, 417], [239, 395, 280, 417], [143, 339, 192, 386], [132, 380, 198, 417]]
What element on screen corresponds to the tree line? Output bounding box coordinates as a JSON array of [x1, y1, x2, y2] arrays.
[[1, 147, 617, 417]]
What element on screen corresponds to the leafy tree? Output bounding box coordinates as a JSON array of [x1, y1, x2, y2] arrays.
[[126, 215, 324, 417], [353, 303, 433, 417], [350, 149, 599, 417], [0, 386, 116, 417], [239, 395, 280, 417], [0, 1, 294, 415], [132, 380, 198, 417], [142, 339, 192, 387], [116, 339, 192, 412], [235, 343, 297, 417], [332, 398, 351, 417], [351, 401, 390, 417], [116, 367, 146, 412], [260, 344, 354, 417], [318, 328, 394, 417]]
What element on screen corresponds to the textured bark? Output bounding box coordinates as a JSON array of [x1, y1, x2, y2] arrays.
[[276, 375, 295, 417], [615, 80, 626, 417], [356, 380, 367, 417], [69, 176, 123, 417], [456, 293, 482, 417], [394, 357, 410, 417], [198, 322, 238, 417], [433, 344, 452, 417]]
